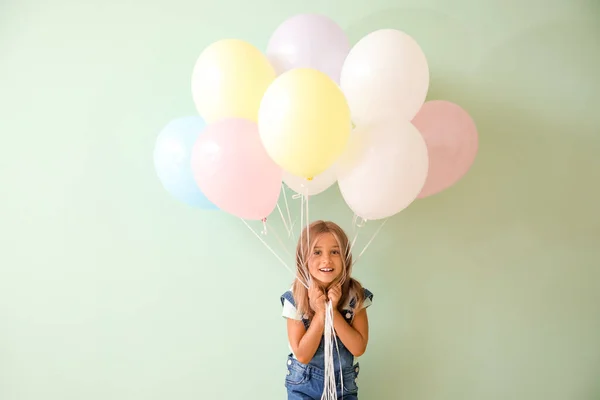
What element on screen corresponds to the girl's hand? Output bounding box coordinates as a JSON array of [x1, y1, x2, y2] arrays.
[[328, 283, 342, 309], [308, 281, 327, 315]]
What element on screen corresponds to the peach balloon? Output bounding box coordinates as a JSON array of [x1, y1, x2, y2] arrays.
[[412, 100, 478, 198], [191, 118, 282, 220]]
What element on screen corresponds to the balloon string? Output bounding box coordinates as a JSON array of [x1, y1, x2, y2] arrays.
[[277, 203, 292, 237], [305, 186, 310, 259], [344, 235, 353, 267], [266, 220, 293, 259], [299, 193, 305, 271], [322, 301, 343, 400], [353, 218, 389, 267], [285, 187, 296, 240], [349, 229, 360, 259], [280, 185, 295, 239], [240, 218, 308, 289], [322, 301, 336, 400], [267, 220, 311, 285]]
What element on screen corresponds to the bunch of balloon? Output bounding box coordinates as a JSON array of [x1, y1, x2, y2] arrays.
[[335, 28, 431, 221], [155, 14, 355, 221], [261, 14, 354, 198], [152, 13, 478, 223], [155, 38, 283, 220], [337, 27, 479, 221], [261, 14, 479, 222]]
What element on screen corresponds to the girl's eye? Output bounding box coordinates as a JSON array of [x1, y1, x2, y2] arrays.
[[313, 250, 321, 255], [332, 250, 340, 255]]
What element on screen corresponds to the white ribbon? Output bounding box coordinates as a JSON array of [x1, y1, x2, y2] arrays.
[[322, 300, 344, 400]]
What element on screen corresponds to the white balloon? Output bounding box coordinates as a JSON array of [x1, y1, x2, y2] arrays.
[[336, 120, 429, 220], [283, 168, 337, 196], [340, 29, 430, 125]]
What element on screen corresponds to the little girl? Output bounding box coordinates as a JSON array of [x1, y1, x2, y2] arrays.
[[281, 220, 373, 400]]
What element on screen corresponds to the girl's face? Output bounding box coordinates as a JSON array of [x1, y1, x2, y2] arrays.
[[307, 233, 344, 286]]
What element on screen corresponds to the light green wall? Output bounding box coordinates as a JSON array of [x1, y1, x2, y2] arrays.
[[1, 0, 599, 399]]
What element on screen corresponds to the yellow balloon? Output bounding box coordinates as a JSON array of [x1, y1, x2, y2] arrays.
[[258, 68, 351, 179], [191, 39, 276, 123]]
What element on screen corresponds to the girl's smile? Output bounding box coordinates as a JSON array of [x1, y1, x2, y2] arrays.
[[308, 232, 343, 285]]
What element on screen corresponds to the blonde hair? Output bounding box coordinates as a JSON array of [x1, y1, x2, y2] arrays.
[[292, 220, 365, 321]]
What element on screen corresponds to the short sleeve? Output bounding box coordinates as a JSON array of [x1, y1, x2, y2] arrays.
[[347, 287, 374, 310], [362, 288, 374, 309], [280, 290, 302, 321]]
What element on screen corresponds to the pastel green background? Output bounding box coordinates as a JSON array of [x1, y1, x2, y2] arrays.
[[1, 0, 599, 399]]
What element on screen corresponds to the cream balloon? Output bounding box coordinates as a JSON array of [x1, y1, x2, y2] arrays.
[[258, 68, 351, 179], [412, 100, 479, 198], [283, 167, 337, 196], [191, 39, 276, 123], [340, 29, 429, 125], [336, 120, 429, 220]]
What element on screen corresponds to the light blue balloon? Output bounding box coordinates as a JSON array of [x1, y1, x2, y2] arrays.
[[153, 116, 218, 210]]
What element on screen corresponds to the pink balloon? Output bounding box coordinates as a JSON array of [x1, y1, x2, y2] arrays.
[[412, 100, 478, 198], [266, 14, 350, 84], [191, 118, 282, 220]]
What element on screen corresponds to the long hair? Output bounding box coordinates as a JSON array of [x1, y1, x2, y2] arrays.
[[292, 220, 365, 321]]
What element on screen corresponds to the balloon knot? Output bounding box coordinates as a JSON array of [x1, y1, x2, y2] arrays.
[[261, 218, 268, 235]]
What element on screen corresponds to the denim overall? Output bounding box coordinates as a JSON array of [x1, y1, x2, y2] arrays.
[[280, 289, 373, 400]]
